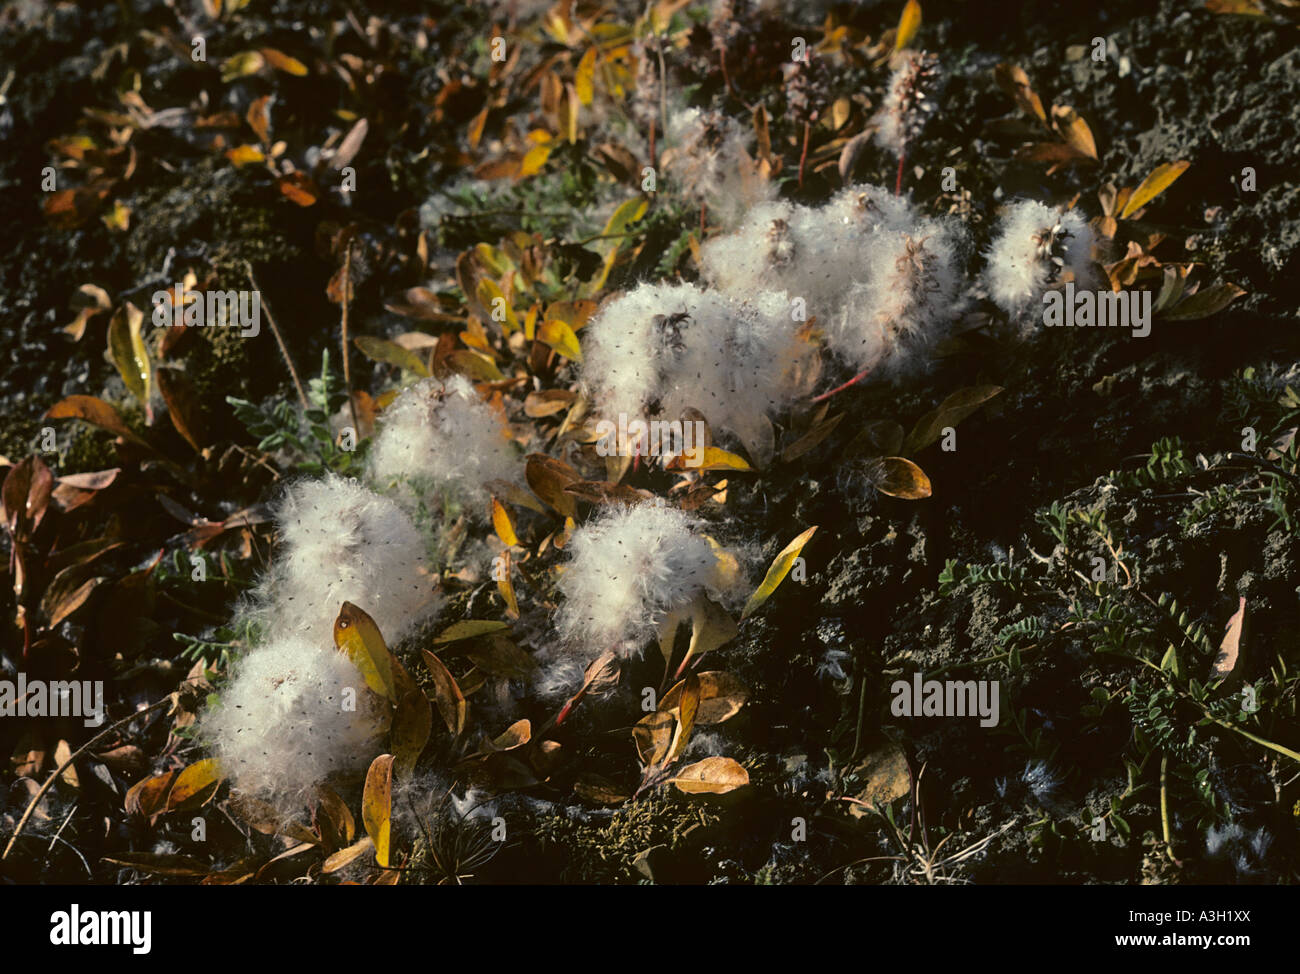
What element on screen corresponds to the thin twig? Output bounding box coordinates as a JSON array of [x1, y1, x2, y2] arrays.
[[340, 241, 360, 436], [3, 695, 174, 861], [246, 262, 308, 409], [798, 120, 810, 189]]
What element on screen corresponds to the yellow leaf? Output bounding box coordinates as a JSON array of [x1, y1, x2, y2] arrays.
[[895, 0, 922, 50], [670, 756, 749, 794], [741, 526, 818, 619], [225, 144, 265, 167], [101, 200, 130, 232], [519, 143, 552, 178], [221, 50, 264, 82], [589, 196, 648, 293], [476, 278, 519, 334], [362, 755, 394, 867], [867, 456, 932, 499], [333, 601, 397, 702], [491, 497, 518, 546], [538, 317, 583, 362], [165, 758, 224, 812], [575, 47, 596, 105], [669, 446, 752, 472], [107, 302, 150, 408], [666, 673, 700, 764], [1120, 160, 1191, 220], [260, 47, 308, 75]]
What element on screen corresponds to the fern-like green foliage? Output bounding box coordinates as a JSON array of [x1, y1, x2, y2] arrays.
[[227, 349, 362, 476], [1105, 436, 1193, 488]]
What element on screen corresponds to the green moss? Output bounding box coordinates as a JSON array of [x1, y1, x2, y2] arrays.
[[530, 794, 721, 883]]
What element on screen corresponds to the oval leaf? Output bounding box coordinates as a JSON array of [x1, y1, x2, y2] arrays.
[[362, 754, 394, 868], [671, 757, 749, 795], [741, 526, 818, 620], [867, 457, 932, 499]]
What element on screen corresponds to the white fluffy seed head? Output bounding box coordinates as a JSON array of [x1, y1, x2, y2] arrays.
[[873, 51, 942, 157], [662, 107, 777, 230], [985, 200, 1096, 327], [202, 634, 390, 806], [580, 281, 811, 455], [367, 375, 521, 514], [556, 502, 737, 660], [825, 216, 966, 375], [243, 474, 439, 647]]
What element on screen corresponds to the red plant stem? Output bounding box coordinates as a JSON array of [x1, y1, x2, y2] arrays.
[[798, 120, 811, 189], [895, 151, 907, 196], [812, 366, 874, 403]]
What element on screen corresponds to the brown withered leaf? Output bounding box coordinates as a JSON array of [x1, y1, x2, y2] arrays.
[[574, 773, 630, 805], [524, 389, 577, 417], [465, 634, 537, 680], [847, 741, 911, 817], [658, 671, 749, 725], [156, 368, 206, 451], [866, 457, 932, 499], [63, 284, 112, 341], [670, 757, 749, 795], [51, 468, 120, 513], [277, 172, 320, 206], [666, 672, 701, 764], [420, 649, 468, 737], [485, 718, 531, 752], [783, 412, 845, 462], [993, 63, 1046, 124], [322, 837, 374, 873], [633, 711, 675, 768], [526, 453, 580, 517], [902, 385, 1003, 454], [1160, 282, 1246, 321], [46, 395, 150, 448], [564, 480, 653, 506], [1050, 104, 1098, 161], [391, 689, 432, 780], [1213, 596, 1246, 680], [124, 770, 179, 822], [40, 565, 103, 627], [332, 118, 369, 170], [103, 853, 210, 877]]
